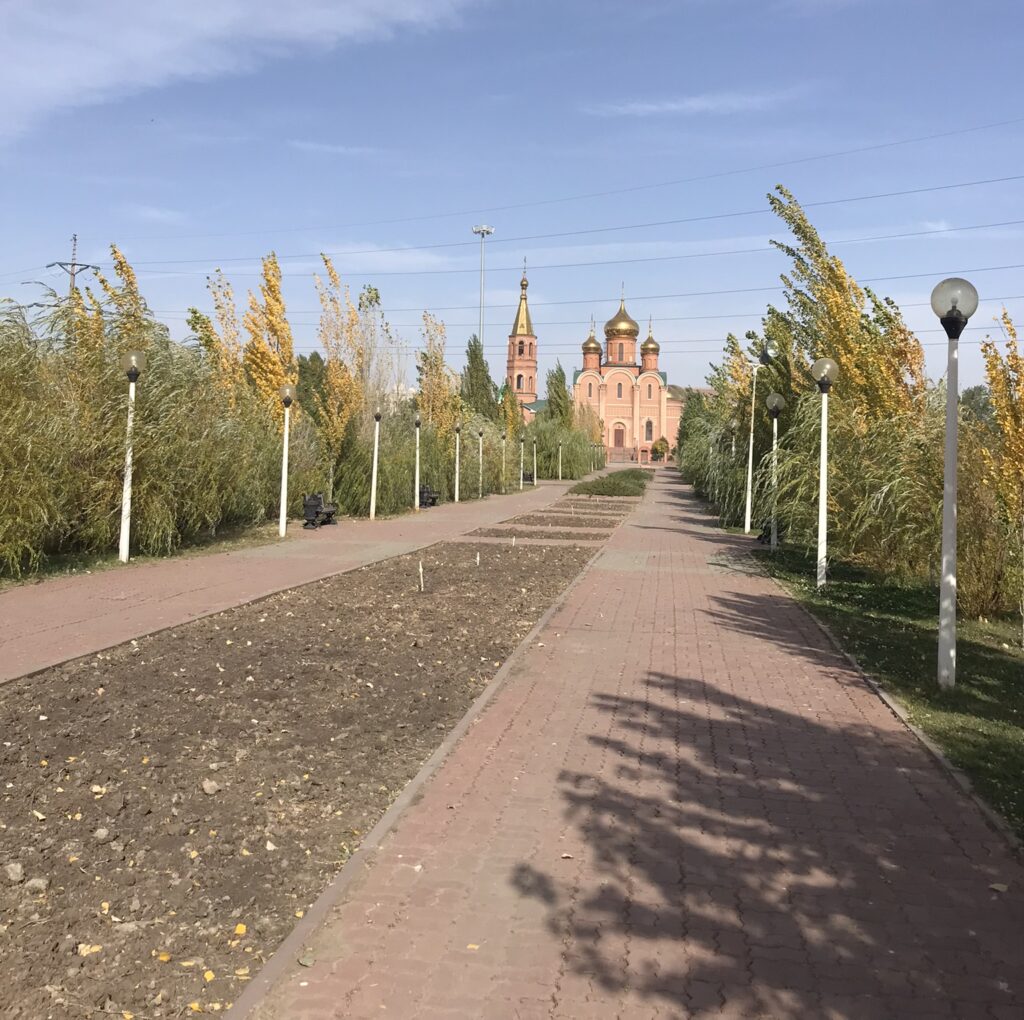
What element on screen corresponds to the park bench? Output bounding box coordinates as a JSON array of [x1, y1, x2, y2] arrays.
[[419, 485, 440, 508], [303, 493, 338, 529], [522, 471, 534, 484], [756, 522, 783, 545]]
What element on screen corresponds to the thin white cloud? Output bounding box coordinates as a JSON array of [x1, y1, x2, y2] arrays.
[[123, 203, 185, 224], [288, 140, 384, 156], [585, 90, 796, 118], [0, 0, 477, 139]]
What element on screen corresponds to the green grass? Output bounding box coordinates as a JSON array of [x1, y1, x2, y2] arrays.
[[755, 547, 1024, 840], [570, 468, 653, 498]]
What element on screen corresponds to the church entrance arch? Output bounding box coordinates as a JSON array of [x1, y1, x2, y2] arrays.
[[613, 425, 625, 448]]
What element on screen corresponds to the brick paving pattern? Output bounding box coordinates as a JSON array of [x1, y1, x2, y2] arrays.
[[246, 471, 1024, 1019], [0, 482, 571, 683]]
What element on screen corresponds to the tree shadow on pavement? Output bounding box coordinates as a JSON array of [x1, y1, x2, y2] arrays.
[[510, 671, 1024, 1019]]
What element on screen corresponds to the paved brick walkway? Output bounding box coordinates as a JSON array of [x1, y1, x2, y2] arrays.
[[243, 470, 1024, 1020], [0, 483, 570, 683]]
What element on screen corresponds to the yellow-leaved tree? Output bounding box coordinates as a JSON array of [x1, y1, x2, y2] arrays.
[[415, 312, 460, 435], [186, 270, 245, 403], [981, 310, 1024, 643], [313, 255, 364, 494], [242, 253, 295, 424]]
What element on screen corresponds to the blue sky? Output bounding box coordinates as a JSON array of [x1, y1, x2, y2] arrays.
[[2, 0, 1023, 389]]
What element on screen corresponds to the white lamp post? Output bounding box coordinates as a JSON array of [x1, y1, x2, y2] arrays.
[[730, 418, 738, 457], [414, 415, 421, 511], [519, 436, 525, 491], [745, 344, 776, 534], [532, 440, 538, 487], [454, 424, 461, 503], [766, 393, 786, 552], [810, 358, 838, 587], [501, 432, 506, 494], [117, 351, 146, 563], [278, 383, 296, 538], [478, 428, 484, 499], [369, 408, 381, 520], [558, 441, 563, 481], [931, 276, 979, 689]]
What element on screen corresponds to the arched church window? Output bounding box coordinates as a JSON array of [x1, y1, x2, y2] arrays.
[[588, 382, 593, 398], [516, 373, 524, 389], [528, 375, 533, 390], [616, 382, 623, 399], [518, 341, 524, 356], [647, 383, 653, 399], [529, 343, 534, 357], [645, 420, 653, 442], [618, 343, 624, 362]]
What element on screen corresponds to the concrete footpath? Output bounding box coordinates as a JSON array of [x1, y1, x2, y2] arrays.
[[239, 470, 1024, 1019], [0, 483, 571, 683]]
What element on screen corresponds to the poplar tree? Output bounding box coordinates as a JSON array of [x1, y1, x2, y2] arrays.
[[242, 252, 295, 424], [460, 335, 499, 420], [544, 361, 573, 427]]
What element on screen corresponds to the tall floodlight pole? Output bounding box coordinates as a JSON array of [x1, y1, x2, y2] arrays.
[[478, 428, 484, 499], [454, 424, 462, 503], [369, 409, 382, 520], [118, 352, 147, 563], [766, 394, 786, 552], [931, 277, 978, 689], [472, 225, 494, 349], [810, 359, 839, 587], [745, 345, 776, 534], [278, 383, 296, 538], [414, 416, 421, 511]]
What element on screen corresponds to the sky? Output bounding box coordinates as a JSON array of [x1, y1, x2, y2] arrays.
[[2, 0, 1023, 390]]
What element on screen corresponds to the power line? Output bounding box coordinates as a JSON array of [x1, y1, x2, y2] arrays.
[[123, 218, 1024, 280], [100, 173, 1024, 269], [111, 115, 1024, 243]]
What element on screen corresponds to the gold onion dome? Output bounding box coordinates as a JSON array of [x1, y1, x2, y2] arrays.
[[582, 319, 601, 353], [604, 298, 639, 337], [641, 320, 660, 353]]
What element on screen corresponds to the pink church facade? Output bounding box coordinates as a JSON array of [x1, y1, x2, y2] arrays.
[[573, 299, 683, 462]]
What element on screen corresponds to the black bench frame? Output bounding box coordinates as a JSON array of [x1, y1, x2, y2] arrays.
[[419, 485, 440, 508], [303, 493, 338, 528]]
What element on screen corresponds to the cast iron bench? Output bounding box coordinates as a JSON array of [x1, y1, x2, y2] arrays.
[[522, 471, 534, 484], [303, 493, 338, 529], [419, 485, 440, 508]]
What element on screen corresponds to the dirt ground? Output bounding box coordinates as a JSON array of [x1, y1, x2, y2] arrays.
[[470, 529, 607, 542], [506, 514, 621, 530], [0, 540, 597, 1019]]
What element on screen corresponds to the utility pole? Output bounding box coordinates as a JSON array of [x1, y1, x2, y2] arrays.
[[47, 235, 99, 296]]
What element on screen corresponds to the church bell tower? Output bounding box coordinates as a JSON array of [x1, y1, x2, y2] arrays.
[[506, 269, 537, 406]]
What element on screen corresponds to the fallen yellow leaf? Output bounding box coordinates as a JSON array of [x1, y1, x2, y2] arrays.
[[188, 1003, 202, 1013], [157, 951, 171, 963], [294, 910, 304, 918], [239, 849, 251, 857], [234, 966, 250, 977], [204, 969, 215, 982], [68, 855, 79, 863], [234, 923, 246, 935], [76, 943, 102, 957], [122, 1012, 134, 1020], [189, 850, 199, 860], [101, 902, 109, 915]]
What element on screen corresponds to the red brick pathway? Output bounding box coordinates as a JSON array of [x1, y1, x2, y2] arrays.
[[0, 482, 570, 683], [243, 471, 1024, 1019]]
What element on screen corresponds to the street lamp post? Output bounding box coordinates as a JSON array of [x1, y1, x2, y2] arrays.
[[766, 393, 786, 552], [369, 408, 382, 520], [278, 383, 296, 538], [730, 418, 738, 457], [931, 277, 979, 689], [478, 428, 484, 499], [117, 352, 146, 563], [519, 436, 525, 491], [745, 345, 776, 534], [454, 424, 461, 503], [532, 440, 538, 487], [810, 358, 839, 587], [558, 441, 563, 481], [414, 416, 421, 511], [472, 225, 494, 349], [501, 432, 506, 494]]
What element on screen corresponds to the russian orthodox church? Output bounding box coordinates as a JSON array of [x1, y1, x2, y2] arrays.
[[504, 271, 683, 459]]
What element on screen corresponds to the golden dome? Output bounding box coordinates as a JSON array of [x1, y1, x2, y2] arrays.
[[604, 298, 639, 337], [641, 320, 660, 354], [582, 319, 601, 353]]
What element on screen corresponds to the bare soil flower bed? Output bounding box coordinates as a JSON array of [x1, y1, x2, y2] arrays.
[[506, 514, 621, 530], [470, 529, 607, 542], [0, 541, 595, 1019]]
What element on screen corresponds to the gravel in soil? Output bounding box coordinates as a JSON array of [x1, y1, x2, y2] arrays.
[[471, 529, 607, 542], [506, 514, 621, 530], [0, 541, 594, 1019]]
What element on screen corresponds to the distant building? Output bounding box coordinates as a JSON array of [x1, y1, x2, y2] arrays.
[[505, 270, 540, 421], [573, 299, 683, 463]]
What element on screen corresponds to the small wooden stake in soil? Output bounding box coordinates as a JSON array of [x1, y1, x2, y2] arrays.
[[418, 560, 424, 592], [476, 551, 480, 566]]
